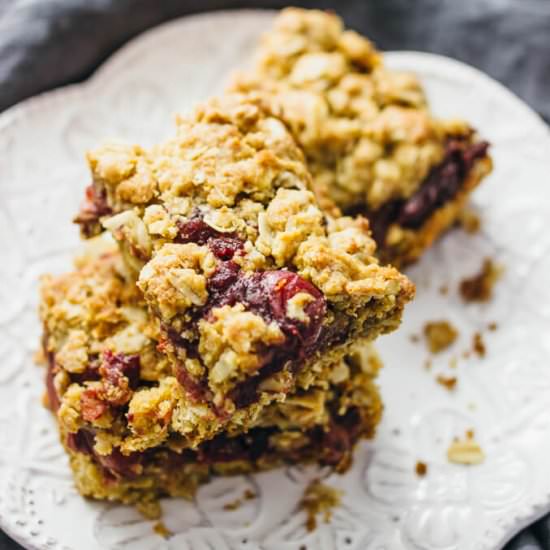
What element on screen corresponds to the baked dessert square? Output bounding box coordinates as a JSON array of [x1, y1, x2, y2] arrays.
[[40, 245, 383, 515], [230, 8, 493, 266], [73, 94, 413, 435]]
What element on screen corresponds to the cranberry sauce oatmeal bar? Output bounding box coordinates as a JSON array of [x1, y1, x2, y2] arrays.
[[40, 246, 383, 514], [73, 94, 413, 435], [230, 8, 493, 266]]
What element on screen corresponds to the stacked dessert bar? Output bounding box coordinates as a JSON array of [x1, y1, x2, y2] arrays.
[[231, 8, 492, 266], [40, 93, 413, 515], [39, 8, 491, 515]]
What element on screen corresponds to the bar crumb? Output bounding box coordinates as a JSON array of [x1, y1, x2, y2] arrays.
[[447, 431, 485, 465], [153, 521, 172, 539], [459, 258, 503, 303], [436, 374, 457, 391], [424, 321, 458, 353], [300, 480, 342, 532], [472, 332, 486, 358], [415, 461, 428, 477]]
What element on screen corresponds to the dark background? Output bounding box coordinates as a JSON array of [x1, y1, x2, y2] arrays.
[[0, 1, 549, 548]]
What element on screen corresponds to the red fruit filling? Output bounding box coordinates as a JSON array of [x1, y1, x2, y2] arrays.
[[65, 405, 365, 480], [74, 184, 112, 237], [367, 138, 490, 247]]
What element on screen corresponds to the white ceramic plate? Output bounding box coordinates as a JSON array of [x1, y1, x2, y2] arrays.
[[1, 10, 550, 550]]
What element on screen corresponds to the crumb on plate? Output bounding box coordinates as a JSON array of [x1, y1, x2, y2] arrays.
[[153, 521, 172, 539], [300, 480, 342, 532], [459, 258, 503, 302], [436, 374, 457, 391], [447, 431, 485, 465], [424, 320, 458, 353], [415, 461, 428, 476], [472, 332, 486, 357]]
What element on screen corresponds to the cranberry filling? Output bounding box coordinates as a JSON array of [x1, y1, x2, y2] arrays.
[[67, 429, 142, 479], [67, 406, 364, 480], [80, 389, 109, 422], [170, 216, 328, 409], [45, 352, 61, 412], [100, 350, 140, 390], [209, 269, 327, 409], [74, 184, 112, 237], [176, 217, 244, 261], [209, 270, 326, 355], [367, 138, 490, 248], [316, 408, 363, 467]]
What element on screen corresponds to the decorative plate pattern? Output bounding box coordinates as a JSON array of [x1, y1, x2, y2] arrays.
[[0, 10, 549, 550]]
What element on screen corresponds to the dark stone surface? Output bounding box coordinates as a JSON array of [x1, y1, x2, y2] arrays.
[[0, 1, 548, 548]]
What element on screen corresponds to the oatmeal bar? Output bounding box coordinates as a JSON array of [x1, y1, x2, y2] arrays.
[[73, 94, 413, 425], [39, 247, 382, 513], [39, 243, 383, 451], [230, 8, 493, 266]]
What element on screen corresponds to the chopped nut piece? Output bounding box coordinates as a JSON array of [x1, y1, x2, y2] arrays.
[[436, 375, 457, 391], [447, 434, 485, 465], [300, 480, 342, 532], [439, 285, 449, 296], [472, 332, 486, 358], [415, 461, 428, 476], [459, 258, 503, 302], [487, 322, 498, 331], [410, 334, 420, 343], [423, 320, 458, 353]]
